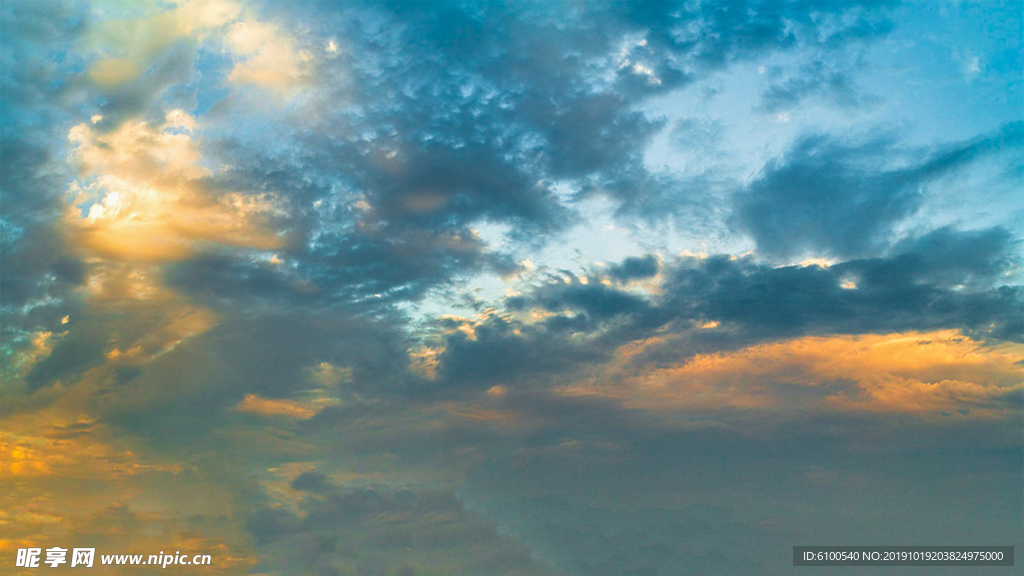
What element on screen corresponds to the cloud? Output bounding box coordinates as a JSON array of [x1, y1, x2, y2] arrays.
[[83, 0, 297, 83], [247, 475, 555, 576], [0, 404, 257, 576], [756, 58, 880, 113], [566, 329, 1023, 417], [432, 227, 1021, 400], [463, 494, 791, 576], [83, 0, 906, 312], [3, 3, 1023, 576], [733, 122, 1024, 260], [234, 394, 321, 420], [2, 0, 91, 387], [66, 110, 285, 261], [79, 0, 241, 129], [237, 0, 901, 234], [607, 254, 661, 282]]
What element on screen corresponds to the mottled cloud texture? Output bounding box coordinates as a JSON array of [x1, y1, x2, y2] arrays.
[[2, 1, 1022, 575]]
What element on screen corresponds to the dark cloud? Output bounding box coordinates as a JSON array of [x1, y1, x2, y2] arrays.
[[291, 470, 337, 493], [660, 247, 1021, 347], [435, 313, 606, 391], [1, 1, 90, 380], [432, 227, 1020, 394], [91, 39, 199, 132], [535, 282, 653, 320], [661, 227, 1021, 347], [203, 115, 545, 303], [299, 385, 1019, 576], [1, 0, 906, 378], [734, 122, 1024, 260], [608, 254, 660, 282], [99, 306, 416, 440], [219, 0, 903, 271]]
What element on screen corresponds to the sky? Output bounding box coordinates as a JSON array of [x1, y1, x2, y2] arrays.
[[1, 1, 1022, 575]]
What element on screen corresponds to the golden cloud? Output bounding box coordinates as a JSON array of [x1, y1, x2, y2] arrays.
[[561, 330, 1024, 417], [67, 111, 284, 261], [85, 0, 309, 95], [234, 394, 319, 420]]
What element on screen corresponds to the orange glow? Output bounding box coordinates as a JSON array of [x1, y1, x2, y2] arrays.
[[234, 394, 319, 419], [0, 408, 254, 575], [561, 330, 1024, 417], [67, 112, 284, 262]]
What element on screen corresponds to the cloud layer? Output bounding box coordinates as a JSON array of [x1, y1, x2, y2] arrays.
[[2, 1, 1022, 575]]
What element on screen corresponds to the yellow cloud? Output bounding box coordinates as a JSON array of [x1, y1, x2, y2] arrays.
[[224, 20, 311, 92], [85, 0, 241, 86], [87, 57, 142, 89], [409, 346, 443, 380], [234, 394, 319, 420], [0, 416, 178, 481], [561, 330, 1024, 417], [85, 0, 308, 95], [67, 110, 284, 261], [0, 408, 255, 575]]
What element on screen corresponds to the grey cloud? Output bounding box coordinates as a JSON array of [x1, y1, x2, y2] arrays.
[[91, 39, 199, 132], [23, 313, 107, 391], [535, 282, 654, 319], [291, 470, 337, 493], [1, 1, 90, 381], [881, 226, 1020, 290], [4, 4, 1023, 576], [204, 113, 550, 303], [1, 0, 906, 345], [248, 479, 555, 576], [654, 225, 1021, 349], [608, 254, 660, 282], [435, 313, 607, 391], [734, 122, 1024, 260], [101, 306, 415, 440], [459, 410, 1021, 576], [287, 381, 1022, 576], [660, 251, 1021, 346], [757, 58, 880, 113], [227, 0, 901, 263]]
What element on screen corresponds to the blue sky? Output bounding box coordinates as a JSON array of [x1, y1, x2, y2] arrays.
[[2, 1, 1022, 575]]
